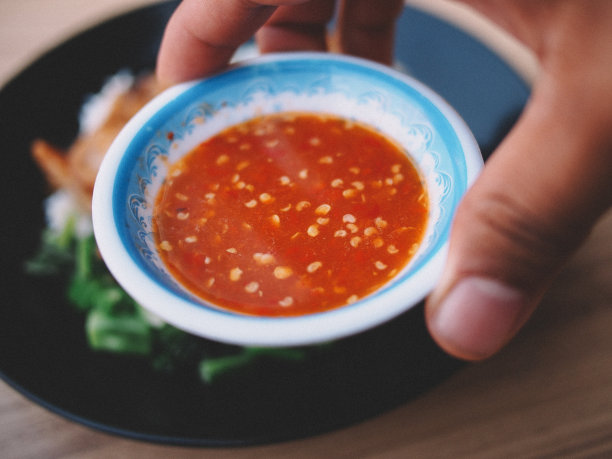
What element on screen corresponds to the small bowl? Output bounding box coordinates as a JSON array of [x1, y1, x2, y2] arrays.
[[92, 52, 482, 347]]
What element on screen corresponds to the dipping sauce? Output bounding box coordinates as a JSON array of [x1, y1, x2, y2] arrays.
[[154, 112, 428, 316]]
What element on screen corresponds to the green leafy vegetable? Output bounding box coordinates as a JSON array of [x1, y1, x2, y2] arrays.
[[24, 216, 77, 276], [26, 202, 314, 383], [199, 347, 307, 384], [86, 308, 152, 355]]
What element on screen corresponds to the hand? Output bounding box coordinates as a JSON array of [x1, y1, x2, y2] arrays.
[[426, 0, 612, 359], [156, 0, 404, 84], [156, 0, 612, 361]]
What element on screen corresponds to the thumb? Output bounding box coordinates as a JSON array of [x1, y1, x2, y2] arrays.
[[425, 80, 612, 361]]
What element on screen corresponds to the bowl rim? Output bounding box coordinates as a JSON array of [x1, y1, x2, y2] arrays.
[[92, 51, 482, 347]]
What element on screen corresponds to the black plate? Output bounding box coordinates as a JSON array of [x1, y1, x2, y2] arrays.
[[0, 1, 529, 446]]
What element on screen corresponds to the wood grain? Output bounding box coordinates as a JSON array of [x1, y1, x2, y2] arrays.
[[1, 1, 611, 457]]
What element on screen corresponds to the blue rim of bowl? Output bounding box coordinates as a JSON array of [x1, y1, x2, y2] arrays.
[[93, 52, 482, 347]]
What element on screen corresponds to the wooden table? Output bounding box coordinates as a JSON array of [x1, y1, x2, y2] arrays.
[[2, 1, 611, 457]]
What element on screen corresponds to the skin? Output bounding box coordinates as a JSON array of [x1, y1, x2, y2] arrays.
[[157, 0, 612, 361]]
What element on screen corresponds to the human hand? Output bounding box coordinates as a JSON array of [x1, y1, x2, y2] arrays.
[[426, 0, 612, 359], [157, 0, 404, 84], [156, 0, 612, 361]]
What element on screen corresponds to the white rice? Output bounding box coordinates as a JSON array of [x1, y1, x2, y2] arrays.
[[78, 70, 134, 135], [44, 190, 93, 238]]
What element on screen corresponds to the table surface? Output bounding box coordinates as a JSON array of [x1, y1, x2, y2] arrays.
[[1, 1, 611, 458]]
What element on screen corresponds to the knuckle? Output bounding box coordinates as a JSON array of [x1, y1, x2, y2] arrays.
[[454, 188, 590, 290]]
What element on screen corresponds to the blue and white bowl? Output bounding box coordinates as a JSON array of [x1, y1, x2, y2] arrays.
[[92, 52, 482, 347]]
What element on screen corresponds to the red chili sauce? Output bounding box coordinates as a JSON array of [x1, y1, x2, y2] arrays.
[[154, 112, 428, 317]]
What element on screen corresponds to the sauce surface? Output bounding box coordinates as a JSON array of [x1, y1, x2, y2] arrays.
[[154, 112, 428, 316]]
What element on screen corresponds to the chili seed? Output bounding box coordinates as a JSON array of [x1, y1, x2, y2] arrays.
[[307, 225, 320, 237], [374, 217, 388, 229], [274, 266, 293, 279], [216, 154, 229, 165], [307, 261, 323, 273], [244, 281, 260, 293], [296, 201, 311, 211], [315, 204, 331, 215], [279, 296, 294, 307], [259, 193, 273, 204], [229, 267, 243, 281], [253, 253, 276, 265], [364, 227, 378, 237], [269, 214, 281, 227]]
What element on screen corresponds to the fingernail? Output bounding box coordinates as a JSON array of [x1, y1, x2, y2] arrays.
[[428, 277, 528, 360]]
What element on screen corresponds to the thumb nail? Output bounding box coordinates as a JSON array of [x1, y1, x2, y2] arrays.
[[428, 276, 529, 360]]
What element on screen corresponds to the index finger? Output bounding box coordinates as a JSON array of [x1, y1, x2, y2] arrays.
[[156, 0, 310, 85]]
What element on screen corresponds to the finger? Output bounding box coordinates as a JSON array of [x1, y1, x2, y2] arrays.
[[333, 0, 404, 65], [425, 78, 612, 361], [156, 0, 310, 84], [255, 0, 336, 53]]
